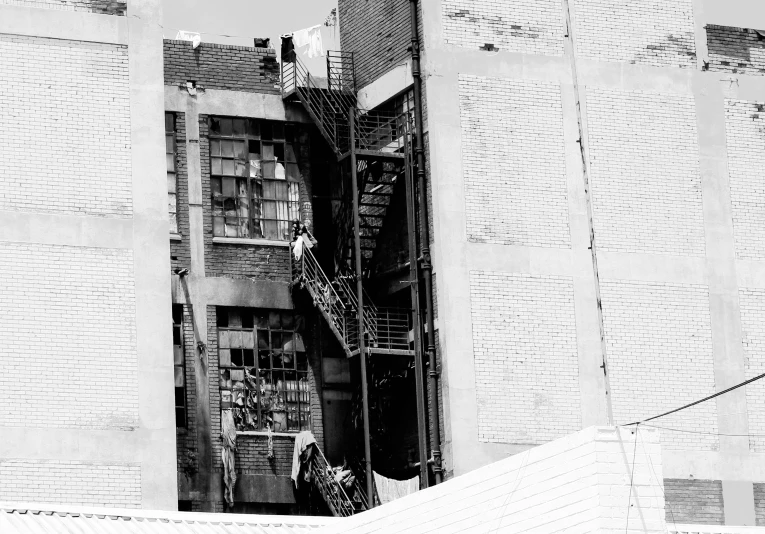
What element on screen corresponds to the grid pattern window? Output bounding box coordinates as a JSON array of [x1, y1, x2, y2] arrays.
[[217, 307, 310, 432], [166, 113, 178, 234], [209, 117, 301, 240], [172, 304, 187, 427]]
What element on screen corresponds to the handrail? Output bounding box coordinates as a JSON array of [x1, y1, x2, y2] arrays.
[[311, 444, 359, 517]]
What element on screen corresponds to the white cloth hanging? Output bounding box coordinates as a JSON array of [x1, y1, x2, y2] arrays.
[[306, 26, 324, 58], [290, 24, 324, 58]]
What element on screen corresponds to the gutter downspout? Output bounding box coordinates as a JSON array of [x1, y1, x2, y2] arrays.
[[409, 0, 443, 484]]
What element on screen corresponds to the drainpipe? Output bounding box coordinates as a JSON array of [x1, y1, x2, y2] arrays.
[[408, 0, 442, 484]]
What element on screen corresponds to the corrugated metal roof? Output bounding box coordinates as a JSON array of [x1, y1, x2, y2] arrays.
[[0, 503, 337, 534]]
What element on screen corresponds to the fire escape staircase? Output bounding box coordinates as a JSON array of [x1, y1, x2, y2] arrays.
[[284, 50, 414, 360], [309, 442, 375, 516]]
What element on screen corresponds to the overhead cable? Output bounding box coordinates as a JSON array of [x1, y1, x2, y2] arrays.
[[624, 371, 765, 426]]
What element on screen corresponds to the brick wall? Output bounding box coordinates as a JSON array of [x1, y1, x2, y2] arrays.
[[755, 483, 765, 526], [206, 307, 324, 507], [600, 281, 718, 451], [664, 479, 724, 524], [586, 88, 704, 256], [200, 115, 315, 281], [738, 289, 765, 452], [0, 35, 132, 218], [459, 75, 570, 249], [725, 99, 765, 260], [0, 0, 126, 14], [442, 0, 565, 56], [707, 25, 765, 75], [469, 271, 581, 445], [338, 0, 411, 89], [163, 40, 280, 94], [0, 460, 141, 508], [0, 242, 138, 430], [572, 0, 696, 68], [177, 305, 198, 484], [171, 113, 191, 271]]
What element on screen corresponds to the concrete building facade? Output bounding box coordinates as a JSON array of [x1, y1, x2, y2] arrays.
[[337, 0, 765, 526], [0, 0, 177, 510]]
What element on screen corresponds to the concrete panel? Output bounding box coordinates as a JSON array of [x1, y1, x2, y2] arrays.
[[0, 5, 127, 44]]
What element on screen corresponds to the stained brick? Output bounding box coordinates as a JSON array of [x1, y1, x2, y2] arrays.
[[459, 75, 570, 249], [707, 25, 765, 75], [0, 460, 141, 507], [338, 0, 412, 89], [725, 99, 765, 260], [0, 242, 139, 430], [600, 280, 718, 452], [587, 88, 705, 257], [0, 35, 132, 218], [470, 271, 581, 444], [0, 0, 126, 14], [442, 0, 565, 56], [572, 0, 696, 68], [664, 479, 724, 524], [163, 40, 280, 94]]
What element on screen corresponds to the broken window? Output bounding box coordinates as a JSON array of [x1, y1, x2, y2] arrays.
[[166, 113, 179, 234], [217, 307, 310, 432], [173, 304, 187, 427], [209, 117, 301, 240]]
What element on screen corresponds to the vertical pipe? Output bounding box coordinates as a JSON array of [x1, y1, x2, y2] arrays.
[[350, 107, 375, 506], [404, 123, 430, 488], [409, 0, 442, 483]]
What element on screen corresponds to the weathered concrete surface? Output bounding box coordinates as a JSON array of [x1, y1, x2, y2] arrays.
[[0, 0, 177, 511], [417, 0, 765, 524]]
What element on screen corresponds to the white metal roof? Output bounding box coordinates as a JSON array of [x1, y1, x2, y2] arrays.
[[0, 503, 337, 534]]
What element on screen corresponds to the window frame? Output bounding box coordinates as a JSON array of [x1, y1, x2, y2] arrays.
[[166, 113, 179, 234], [172, 304, 187, 428], [209, 117, 301, 241], [217, 307, 311, 433]]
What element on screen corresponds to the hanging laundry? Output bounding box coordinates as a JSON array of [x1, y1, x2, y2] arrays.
[[373, 471, 419, 504], [306, 26, 324, 58], [289, 24, 324, 58], [292, 27, 313, 49], [291, 431, 317, 488], [221, 409, 238, 507]]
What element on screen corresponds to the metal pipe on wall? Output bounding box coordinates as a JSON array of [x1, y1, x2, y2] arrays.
[[349, 107, 375, 505], [404, 125, 430, 488], [408, 0, 443, 484]]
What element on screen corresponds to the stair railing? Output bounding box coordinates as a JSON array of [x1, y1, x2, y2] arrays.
[[310, 444, 366, 517], [295, 244, 350, 345]]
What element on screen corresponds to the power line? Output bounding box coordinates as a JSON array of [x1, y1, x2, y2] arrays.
[[636, 428, 676, 527], [625, 425, 639, 534], [623, 371, 765, 426], [637, 423, 765, 438]]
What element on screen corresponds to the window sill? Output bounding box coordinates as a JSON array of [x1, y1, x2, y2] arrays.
[[236, 431, 297, 438], [170, 233, 183, 242], [213, 237, 290, 247]]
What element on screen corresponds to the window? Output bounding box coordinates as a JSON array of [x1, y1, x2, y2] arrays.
[[173, 304, 187, 427], [166, 113, 178, 234], [217, 307, 310, 432], [209, 117, 301, 240]]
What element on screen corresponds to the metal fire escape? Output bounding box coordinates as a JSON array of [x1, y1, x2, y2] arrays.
[[282, 51, 415, 360], [282, 49, 416, 515]]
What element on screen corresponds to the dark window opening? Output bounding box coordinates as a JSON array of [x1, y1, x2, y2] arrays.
[[209, 117, 301, 240], [166, 113, 178, 234], [218, 307, 310, 432], [173, 304, 187, 428]]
